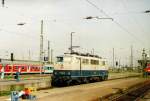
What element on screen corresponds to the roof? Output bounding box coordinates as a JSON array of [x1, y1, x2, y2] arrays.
[[63, 52, 102, 59]]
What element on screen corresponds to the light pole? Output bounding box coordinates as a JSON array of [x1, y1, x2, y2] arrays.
[[70, 32, 75, 54], [113, 48, 115, 68], [69, 32, 80, 54]]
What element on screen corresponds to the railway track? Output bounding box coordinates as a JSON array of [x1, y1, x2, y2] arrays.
[[0, 73, 140, 84], [102, 80, 150, 101]]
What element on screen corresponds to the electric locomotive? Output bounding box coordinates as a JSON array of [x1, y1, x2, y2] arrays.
[[52, 52, 108, 86]]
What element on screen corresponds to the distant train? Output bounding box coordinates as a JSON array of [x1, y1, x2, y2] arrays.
[[52, 52, 108, 86], [0, 64, 54, 74], [144, 63, 150, 74]]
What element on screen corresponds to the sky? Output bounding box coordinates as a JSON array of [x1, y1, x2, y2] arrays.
[[0, 0, 150, 66]]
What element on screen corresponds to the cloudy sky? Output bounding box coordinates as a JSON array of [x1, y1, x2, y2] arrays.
[[0, 0, 150, 66]]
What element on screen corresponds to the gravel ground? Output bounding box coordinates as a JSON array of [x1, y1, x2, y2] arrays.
[[0, 72, 144, 101], [35, 78, 148, 101]]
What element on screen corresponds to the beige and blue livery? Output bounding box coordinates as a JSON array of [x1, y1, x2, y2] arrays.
[[52, 52, 108, 86]]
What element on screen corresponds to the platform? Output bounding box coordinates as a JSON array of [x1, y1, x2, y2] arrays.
[[0, 76, 51, 97]]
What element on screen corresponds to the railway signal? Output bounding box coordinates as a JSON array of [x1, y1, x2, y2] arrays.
[[116, 61, 118, 66], [44, 57, 48, 61], [11, 53, 14, 61]]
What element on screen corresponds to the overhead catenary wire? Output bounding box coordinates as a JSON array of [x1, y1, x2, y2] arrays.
[[122, 0, 150, 44], [85, 0, 145, 45]]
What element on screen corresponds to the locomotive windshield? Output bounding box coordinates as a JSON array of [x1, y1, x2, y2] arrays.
[[57, 57, 63, 62]]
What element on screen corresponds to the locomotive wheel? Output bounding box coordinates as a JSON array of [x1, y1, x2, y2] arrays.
[[82, 77, 89, 84], [104, 76, 108, 80], [75, 79, 81, 85], [84, 78, 89, 84], [67, 80, 74, 86], [89, 77, 94, 83]]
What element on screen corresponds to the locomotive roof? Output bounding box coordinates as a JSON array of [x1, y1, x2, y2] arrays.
[[57, 52, 102, 59]]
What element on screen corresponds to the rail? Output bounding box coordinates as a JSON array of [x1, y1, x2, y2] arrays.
[[102, 80, 150, 101], [0, 73, 140, 83]]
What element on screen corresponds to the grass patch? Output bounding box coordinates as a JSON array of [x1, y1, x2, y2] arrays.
[[0, 91, 11, 96], [0, 84, 25, 97]]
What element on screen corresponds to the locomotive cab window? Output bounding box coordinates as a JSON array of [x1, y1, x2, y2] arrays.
[[57, 57, 63, 62]]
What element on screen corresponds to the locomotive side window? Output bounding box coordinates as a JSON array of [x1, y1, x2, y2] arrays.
[[90, 60, 99, 65], [82, 59, 89, 64]]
